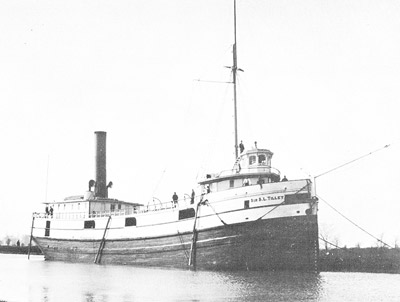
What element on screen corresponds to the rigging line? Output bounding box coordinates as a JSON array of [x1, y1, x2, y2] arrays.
[[319, 236, 342, 249], [195, 44, 234, 82], [256, 201, 285, 221], [194, 79, 232, 84], [235, 73, 255, 138], [315, 144, 390, 179], [318, 236, 362, 256], [152, 168, 167, 197], [197, 83, 231, 179], [204, 200, 228, 226], [44, 154, 50, 203], [182, 80, 197, 136], [294, 182, 311, 195], [317, 195, 394, 249]]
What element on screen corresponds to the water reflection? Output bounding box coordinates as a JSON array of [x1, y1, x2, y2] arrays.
[[84, 292, 95, 302], [210, 271, 322, 301], [2, 255, 323, 302], [41, 287, 49, 302], [2, 255, 400, 302]]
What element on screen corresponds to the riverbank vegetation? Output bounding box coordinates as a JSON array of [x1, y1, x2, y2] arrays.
[[0, 245, 42, 255], [319, 247, 400, 274]]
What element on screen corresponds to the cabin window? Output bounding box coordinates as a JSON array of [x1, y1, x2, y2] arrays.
[[110, 204, 115, 211], [258, 154, 266, 164], [78, 203, 80, 210], [118, 204, 122, 210], [244, 200, 250, 209], [179, 208, 195, 220], [249, 155, 256, 165], [125, 217, 137, 227], [45, 221, 51, 237], [84, 220, 95, 229], [229, 179, 234, 188]]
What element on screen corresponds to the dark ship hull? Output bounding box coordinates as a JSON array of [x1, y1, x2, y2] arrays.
[[34, 214, 318, 271]]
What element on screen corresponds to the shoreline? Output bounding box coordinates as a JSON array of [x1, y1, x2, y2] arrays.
[[319, 247, 400, 274], [0, 245, 42, 255]]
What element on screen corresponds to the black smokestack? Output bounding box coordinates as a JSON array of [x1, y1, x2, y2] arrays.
[[94, 131, 107, 198]]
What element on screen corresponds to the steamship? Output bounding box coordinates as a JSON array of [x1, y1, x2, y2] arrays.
[[30, 132, 318, 270], [29, 2, 319, 271]]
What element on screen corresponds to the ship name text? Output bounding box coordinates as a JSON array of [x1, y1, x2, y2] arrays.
[[249, 195, 284, 203]]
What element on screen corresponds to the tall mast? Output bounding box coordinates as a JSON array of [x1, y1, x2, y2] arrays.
[[233, 0, 239, 159]]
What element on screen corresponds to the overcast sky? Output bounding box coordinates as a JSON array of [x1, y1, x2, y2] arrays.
[[1, 0, 399, 248]]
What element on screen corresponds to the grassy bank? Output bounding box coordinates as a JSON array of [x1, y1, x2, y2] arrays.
[[0, 245, 42, 255], [319, 247, 400, 274]]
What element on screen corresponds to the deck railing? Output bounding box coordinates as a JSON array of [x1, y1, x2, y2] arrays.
[[216, 166, 281, 179], [32, 199, 188, 220]]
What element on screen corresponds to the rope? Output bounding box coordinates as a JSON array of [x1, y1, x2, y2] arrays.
[[315, 144, 390, 179], [318, 236, 363, 257], [196, 82, 231, 180], [152, 168, 167, 197], [319, 236, 345, 250], [318, 195, 394, 249], [294, 182, 311, 195], [204, 199, 228, 226], [256, 201, 285, 221]]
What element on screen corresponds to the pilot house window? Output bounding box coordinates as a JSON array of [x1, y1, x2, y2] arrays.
[[258, 154, 266, 164], [249, 155, 256, 165]]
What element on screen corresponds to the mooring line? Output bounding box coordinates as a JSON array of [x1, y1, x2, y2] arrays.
[[256, 201, 285, 221], [318, 195, 394, 249]]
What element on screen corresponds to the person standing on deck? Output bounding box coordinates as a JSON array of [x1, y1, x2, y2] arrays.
[[257, 176, 264, 188], [172, 192, 178, 205], [190, 189, 195, 204], [239, 141, 244, 154]]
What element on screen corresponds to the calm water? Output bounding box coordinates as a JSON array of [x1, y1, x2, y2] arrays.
[[0, 254, 399, 302]]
